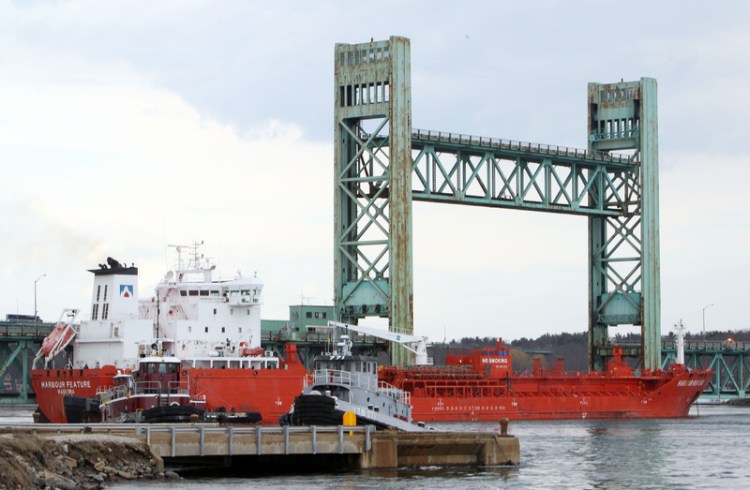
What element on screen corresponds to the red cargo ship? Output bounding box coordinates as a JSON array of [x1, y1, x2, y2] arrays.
[[380, 339, 712, 421], [31, 243, 306, 424]]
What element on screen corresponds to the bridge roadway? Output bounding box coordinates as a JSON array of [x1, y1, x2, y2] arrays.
[[0, 423, 521, 470]]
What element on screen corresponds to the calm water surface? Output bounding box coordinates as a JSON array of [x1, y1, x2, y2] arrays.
[[3, 405, 747, 489]]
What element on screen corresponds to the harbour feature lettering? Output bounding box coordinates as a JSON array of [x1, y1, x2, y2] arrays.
[[40, 380, 92, 389]]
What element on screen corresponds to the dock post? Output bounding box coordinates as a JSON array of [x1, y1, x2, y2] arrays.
[[311, 426, 317, 455], [284, 426, 290, 455], [338, 425, 344, 454], [199, 426, 205, 456], [256, 427, 262, 455], [170, 427, 176, 458], [227, 426, 233, 456]]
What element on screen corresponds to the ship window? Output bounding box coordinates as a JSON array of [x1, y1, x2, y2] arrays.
[[103, 285, 108, 301], [239, 327, 242, 333], [247, 310, 250, 315], [200, 290, 209, 296], [314, 312, 319, 319], [213, 308, 217, 315], [221, 327, 225, 333], [180, 290, 187, 296], [96, 285, 101, 301], [159, 364, 167, 374], [210, 290, 220, 296], [102, 303, 109, 320], [188, 326, 192, 333], [241, 290, 251, 296], [322, 312, 327, 319], [189, 290, 199, 296], [205, 327, 209, 333], [91, 304, 99, 320], [306, 312, 312, 319]]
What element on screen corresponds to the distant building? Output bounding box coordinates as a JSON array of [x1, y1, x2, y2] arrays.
[[261, 304, 336, 340]]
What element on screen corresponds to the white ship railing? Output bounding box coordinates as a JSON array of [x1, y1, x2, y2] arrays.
[[307, 369, 409, 404], [96, 380, 189, 403]]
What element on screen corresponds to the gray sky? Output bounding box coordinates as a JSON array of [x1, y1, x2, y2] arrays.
[[1, 0, 748, 342]]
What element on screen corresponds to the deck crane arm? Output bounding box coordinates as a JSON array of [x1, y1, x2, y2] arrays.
[[328, 321, 431, 365]]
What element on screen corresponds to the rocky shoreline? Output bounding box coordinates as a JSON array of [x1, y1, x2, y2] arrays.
[[0, 431, 178, 490]]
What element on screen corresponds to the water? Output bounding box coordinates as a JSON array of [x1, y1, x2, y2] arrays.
[[3, 405, 748, 489]]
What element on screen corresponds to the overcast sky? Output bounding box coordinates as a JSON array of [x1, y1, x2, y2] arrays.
[[1, 0, 748, 343]]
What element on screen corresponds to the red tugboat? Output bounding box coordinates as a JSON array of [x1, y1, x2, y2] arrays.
[[380, 338, 712, 421], [31, 243, 307, 424]]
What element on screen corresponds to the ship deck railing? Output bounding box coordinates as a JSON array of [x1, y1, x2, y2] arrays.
[[307, 369, 410, 404], [96, 380, 189, 403]]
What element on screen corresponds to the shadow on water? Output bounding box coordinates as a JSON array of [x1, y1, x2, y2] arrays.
[[176, 455, 518, 480]]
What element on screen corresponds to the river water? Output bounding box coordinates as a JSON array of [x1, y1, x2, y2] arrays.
[[3, 404, 748, 489]]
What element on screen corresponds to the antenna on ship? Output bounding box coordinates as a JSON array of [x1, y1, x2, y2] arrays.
[[167, 243, 189, 273]]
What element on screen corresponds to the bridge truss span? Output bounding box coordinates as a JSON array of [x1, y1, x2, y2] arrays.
[[408, 129, 641, 217]]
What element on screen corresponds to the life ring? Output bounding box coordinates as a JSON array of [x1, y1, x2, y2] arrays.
[[253, 370, 258, 376]]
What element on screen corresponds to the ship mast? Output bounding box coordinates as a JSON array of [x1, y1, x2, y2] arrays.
[[674, 320, 686, 365]]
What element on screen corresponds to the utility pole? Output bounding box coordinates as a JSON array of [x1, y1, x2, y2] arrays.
[[34, 274, 46, 320]]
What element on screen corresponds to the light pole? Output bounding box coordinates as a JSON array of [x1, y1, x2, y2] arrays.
[[702, 303, 713, 340], [34, 274, 46, 320]]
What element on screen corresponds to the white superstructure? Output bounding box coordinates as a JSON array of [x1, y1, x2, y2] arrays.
[[139, 243, 263, 360], [71, 242, 266, 370]]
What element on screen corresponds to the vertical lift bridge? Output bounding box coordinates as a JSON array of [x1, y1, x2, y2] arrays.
[[333, 36, 659, 370]]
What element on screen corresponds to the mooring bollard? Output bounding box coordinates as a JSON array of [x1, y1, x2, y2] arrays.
[[499, 418, 509, 436]]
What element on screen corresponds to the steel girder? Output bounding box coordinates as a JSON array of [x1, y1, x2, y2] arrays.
[[678, 344, 750, 400], [409, 130, 639, 216], [0, 339, 35, 403]]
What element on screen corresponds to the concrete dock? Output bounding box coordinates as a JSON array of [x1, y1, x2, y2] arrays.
[[4, 423, 520, 470], [142, 424, 520, 469]]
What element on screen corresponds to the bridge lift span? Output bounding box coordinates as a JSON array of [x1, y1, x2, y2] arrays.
[[333, 36, 660, 371]]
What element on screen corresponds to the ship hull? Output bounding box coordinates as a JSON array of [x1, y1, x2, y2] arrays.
[[397, 370, 712, 422], [31, 366, 121, 423], [32, 365, 307, 425], [185, 366, 306, 424]]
